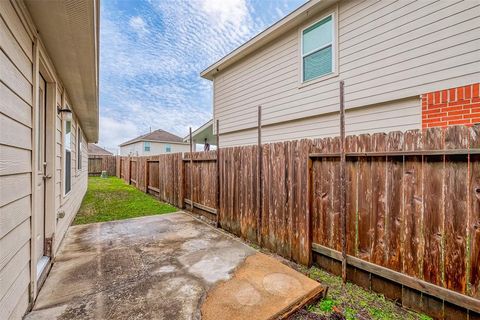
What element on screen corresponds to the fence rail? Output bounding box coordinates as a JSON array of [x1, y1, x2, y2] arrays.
[[113, 125, 480, 316]]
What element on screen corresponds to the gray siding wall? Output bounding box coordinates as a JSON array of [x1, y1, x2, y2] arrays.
[[214, 0, 480, 147]]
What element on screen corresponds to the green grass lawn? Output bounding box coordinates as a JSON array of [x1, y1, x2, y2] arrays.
[[74, 176, 177, 225]]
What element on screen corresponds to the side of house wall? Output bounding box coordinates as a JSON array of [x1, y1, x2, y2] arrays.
[[0, 1, 35, 318], [147, 142, 190, 155], [120, 141, 190, 156], [214, 0, 480, 147], [0, 1, 89, 318], [53, 107, 88, 254], [220, 97, 421, 147]]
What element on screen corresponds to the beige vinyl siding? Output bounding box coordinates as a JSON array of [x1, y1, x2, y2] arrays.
[[0, 0, 33, 318], [220, 97, 420, 147], [1, 1, 90, 318], [213, 0, 480, 140], [54, 113, 88, 253]]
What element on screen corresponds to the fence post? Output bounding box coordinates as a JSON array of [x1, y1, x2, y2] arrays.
[[216, 119, 220, 228], [339, 80, 347, 284], [178, 153, 184, 208], [257, 106, 263, 246], [189, 127, 194, 211], [145, 158, 148, 193], [158, 156, 162, 202]]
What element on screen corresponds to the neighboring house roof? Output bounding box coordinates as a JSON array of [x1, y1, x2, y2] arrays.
[[119, 129, 187, 147], [24, 0, 100, 142], [88, 144, 113, 156], [183, 119, 217, 145], [201, 0, 336, 80]]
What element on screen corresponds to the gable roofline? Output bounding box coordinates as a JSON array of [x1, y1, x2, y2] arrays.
[[121, 139, 190, 147], [200, 0, 337, 80], [88, 144, 113, 156], [119, 129, 188, 147]]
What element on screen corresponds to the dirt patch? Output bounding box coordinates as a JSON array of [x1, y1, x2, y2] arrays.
[[201, 253, 324, 320], [288, 309, 346, 320]]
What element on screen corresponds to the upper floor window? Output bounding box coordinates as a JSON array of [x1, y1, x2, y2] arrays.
[[165, 144, 171, 153], [144, 141, 151, 152], [302, 14, 333, 82]]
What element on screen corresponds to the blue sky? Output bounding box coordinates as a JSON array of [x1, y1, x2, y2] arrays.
[[99, 0, 306, 152]]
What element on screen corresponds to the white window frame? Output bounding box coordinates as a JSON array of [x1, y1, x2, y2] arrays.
[[165, 144, 172, 153], [299, 10, 338, 87], [144, 141, 151, 152], [63, 109, 72, 196]]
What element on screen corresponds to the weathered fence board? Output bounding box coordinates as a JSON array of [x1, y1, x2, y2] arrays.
[[88, 155, 116, 176], [444, 126, 469, 293], [386, 131, 403, 272], [130, 159, 138, 186], [470, 125, 480, 298], [402, 129, 424, 278], [146, 157, 160, 196], [260, 139, 312, 264], [309, 125, 479, 312], [371, 133, 387, 267], [158, 153, 183, 208], [423, 127, 444, 286], [357, 134, 373, 261], [220, 146, 258, 243], [183, 151, 217, 218], [137, 157, 147, 192], [114, 125, 480, 313], [345, 135, 358, 256]]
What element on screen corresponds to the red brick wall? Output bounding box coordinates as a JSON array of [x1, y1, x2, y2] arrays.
[[422, 83, 480, 128]]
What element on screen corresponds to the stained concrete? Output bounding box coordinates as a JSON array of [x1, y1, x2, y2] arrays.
[[26, 212, 322, 320], [201, 253, 324, 320]]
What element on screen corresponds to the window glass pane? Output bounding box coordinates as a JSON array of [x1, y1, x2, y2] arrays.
[[64, 118, 72, 193], [303, 15, 332, 55], [65, 120, 71, 151], [144, 141, 150, 151], [165, 144, 171, 153], [65, 150, 71, 193], [303, 45, 332, 81], [77, 128, 82, 169]]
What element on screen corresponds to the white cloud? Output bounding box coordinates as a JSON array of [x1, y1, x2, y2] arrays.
[[99, 116, 139, 150], [98, 0, 305, 148], [200, 0, 249, 28], [129, 16, 149, 33]]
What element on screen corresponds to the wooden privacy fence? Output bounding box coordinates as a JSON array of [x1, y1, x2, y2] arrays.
[[88, 155, 116, 176], [116, 125, 480, 315]]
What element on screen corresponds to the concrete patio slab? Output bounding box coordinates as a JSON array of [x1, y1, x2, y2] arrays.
[[25, 212, 323, 320]]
